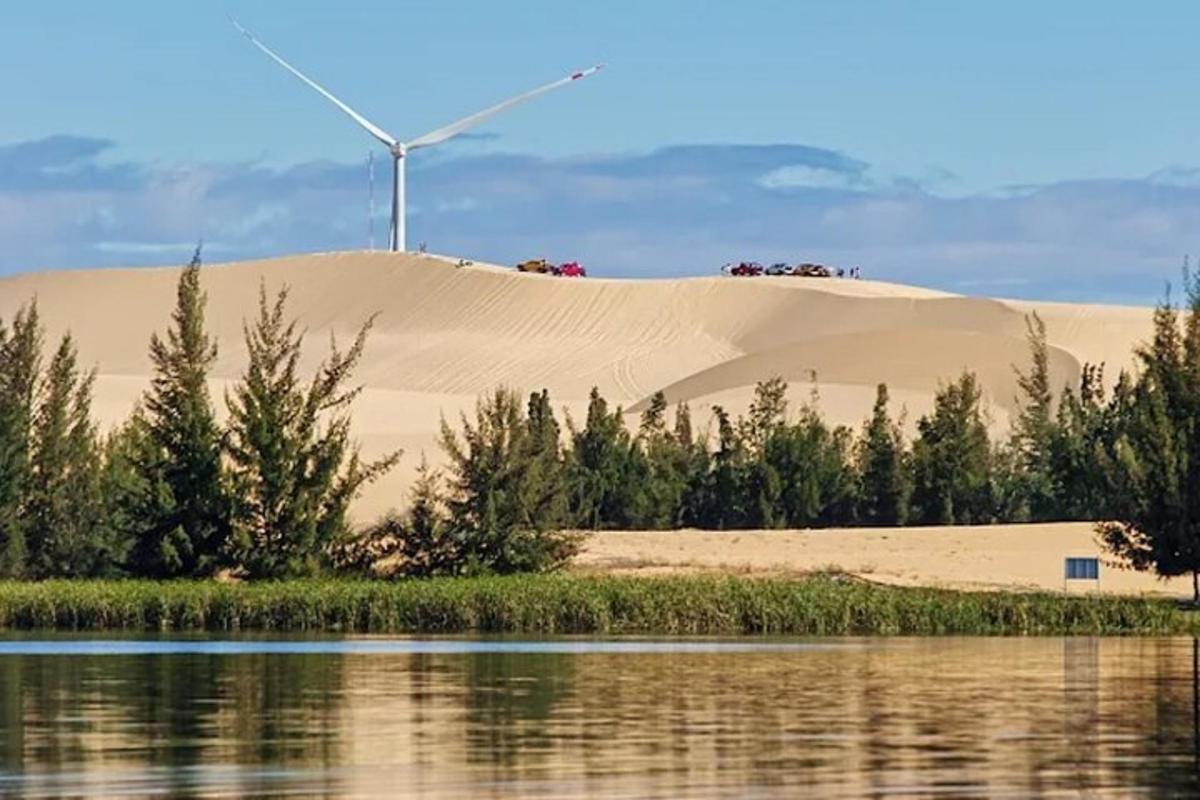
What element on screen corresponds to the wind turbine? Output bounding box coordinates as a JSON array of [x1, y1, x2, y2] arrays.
[[232, 20, 603, 253]]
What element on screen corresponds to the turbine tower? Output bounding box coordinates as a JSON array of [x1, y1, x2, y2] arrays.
[[232, 20, 602, 253]]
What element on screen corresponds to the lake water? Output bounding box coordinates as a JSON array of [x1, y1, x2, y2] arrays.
[[0, 636, 1197, 798]]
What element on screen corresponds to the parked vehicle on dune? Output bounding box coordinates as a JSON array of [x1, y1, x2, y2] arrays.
[[792, 262, 832, 278], [720, 260, 860, 279], [721, 260, 855, 278], [515, 259, 589, 277], [556, 261, 587, 277], [516, 259, 553, 274], [722, 261, 764, 276]]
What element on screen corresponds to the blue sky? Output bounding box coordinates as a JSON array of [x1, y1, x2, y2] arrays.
[[4, 1, 1200, 302]]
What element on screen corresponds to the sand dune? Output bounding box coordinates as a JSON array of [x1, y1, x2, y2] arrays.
[[0, 251, 1154, 518]]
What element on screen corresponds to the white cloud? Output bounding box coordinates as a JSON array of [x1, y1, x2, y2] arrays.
[[93, 241, 225, 256], [758, 164, 864, 190], [0, 136, 1196, 303]]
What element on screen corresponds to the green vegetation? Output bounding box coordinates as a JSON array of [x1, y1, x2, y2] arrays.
[[1099, 273, 1200, 600], [0, 303, 46, 574], [910, 372, 995, 524], [856, 384, 910, 526], [434, 388, 579, 574], [121, 248, 230, 578], [225, 285, 398, 578], [4, 248, 1200, 598], [0, 575, 1190, 635], [0, 248, 392, 582], [25, 334, 110, 577]]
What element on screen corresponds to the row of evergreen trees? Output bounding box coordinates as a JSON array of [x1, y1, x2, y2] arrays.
[[5, 252, 1200, 593], [359, 320, 1129, 577], [0, 251, 396, 580], [366, 282, 1200, 597]]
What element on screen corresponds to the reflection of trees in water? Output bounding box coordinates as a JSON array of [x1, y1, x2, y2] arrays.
[[1059, 637, 1101, 791], [460, 652, 576, 768], [452, 651, 810, 793], [1047, 637, 1200, 797], [0, 656, 21, 768], [444, 641, 1200, 796], [5, 639, 1200, 796], [0, 652, 97, 773], [1118, 637, 1200, 797], [221, 652, 343, 768], [197, 653, 342, 788], [0, 649, 345, 797]]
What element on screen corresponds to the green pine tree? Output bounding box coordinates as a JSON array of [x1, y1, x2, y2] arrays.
[[339, 457, 457, 577], [93, 420, 146, 574], [25, 335, 108, 577], [856, 383, 910, 526], [672, 401, 711, 527], [739, 377, 788, 455], [638, 391, 669, 439], [1010, 312, 1059, 520], [522, 389, 570, 527], [637, 392, 695, 528], [225, 284, 400, 578], [125, 248, 231, 577], [0, 302, 42, 576], [722, 378, 787, 528], [1099, 277, 1200, 601], [699, 405, 749, 528], [988, 441, 1028, 524], [765, 402, 857, 528], [567, 387, 647, 529], [738, 379, 789, 528], [910, 371, 995, 525], [440, 387, 578, 573], [398, 459, 458, 576], [1049, 364, 1129, 521]]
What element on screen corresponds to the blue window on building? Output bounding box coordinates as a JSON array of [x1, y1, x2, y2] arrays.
[[1065, 557, 1099, 581]]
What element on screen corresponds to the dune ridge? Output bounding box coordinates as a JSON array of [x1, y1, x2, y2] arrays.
[[0, 251, 1154, 517]]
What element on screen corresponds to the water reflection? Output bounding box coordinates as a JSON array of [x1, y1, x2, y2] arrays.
[[0, 637, 1197, 798]]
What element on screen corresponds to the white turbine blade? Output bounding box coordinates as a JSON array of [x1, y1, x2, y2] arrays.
[[231, 19, 398, 148], [407, 65, 604, 150]]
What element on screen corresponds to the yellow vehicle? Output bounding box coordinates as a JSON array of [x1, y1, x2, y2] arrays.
[[516, 259, 553, 274]]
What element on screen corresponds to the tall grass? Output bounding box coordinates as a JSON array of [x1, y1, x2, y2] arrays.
[[0, 575, 1192, 635]]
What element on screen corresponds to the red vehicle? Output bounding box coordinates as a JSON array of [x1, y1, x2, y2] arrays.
[[557, 261, 587, 278], [725, 261, 763, 276]]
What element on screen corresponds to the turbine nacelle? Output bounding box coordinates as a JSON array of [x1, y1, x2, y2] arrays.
[[233, 18, 602, 253]]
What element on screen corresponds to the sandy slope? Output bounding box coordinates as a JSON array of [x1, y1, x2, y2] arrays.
[[575, 525, 1192, 597], [0, 251, 1154, 518]]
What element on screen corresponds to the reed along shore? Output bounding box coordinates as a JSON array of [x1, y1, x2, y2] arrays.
[[0, 575, 1192, 636]]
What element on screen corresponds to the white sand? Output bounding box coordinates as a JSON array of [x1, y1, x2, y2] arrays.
[[0, 251, 1155, 520], [575, 525, 1192, 597]]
